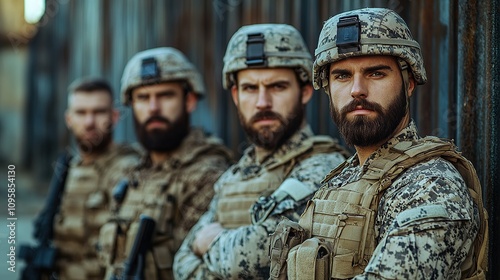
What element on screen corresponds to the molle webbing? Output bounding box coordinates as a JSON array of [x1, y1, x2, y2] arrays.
[[299, 136, 487, 279], [217, 135, 341, 228]]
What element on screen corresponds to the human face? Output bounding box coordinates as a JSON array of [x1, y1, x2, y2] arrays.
[[65, 90, 117, 153], [131, 82, 196, 151], [328, 56, 414, 147], [231, 68, 312, 150]]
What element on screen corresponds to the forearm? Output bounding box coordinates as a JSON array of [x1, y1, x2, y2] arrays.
[[203, 218, 278, 279], [174, 198, 219, 279]]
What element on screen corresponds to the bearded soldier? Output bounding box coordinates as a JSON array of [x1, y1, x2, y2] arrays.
[[29, 78, 140, 280], [98, 47, 233, 279], [270, 8, 488, 280], [173, 24, 349, 279]]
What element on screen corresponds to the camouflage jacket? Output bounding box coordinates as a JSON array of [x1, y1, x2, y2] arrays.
[[324, 121, 479, 279], [174, 125, 347, 279], [101, 128, 233, 279], [52, 143, 140, 279]]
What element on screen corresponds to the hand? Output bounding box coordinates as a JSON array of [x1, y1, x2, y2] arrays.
[[192, 223, 224, 256]]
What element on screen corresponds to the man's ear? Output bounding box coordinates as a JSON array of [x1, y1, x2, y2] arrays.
[[186, 92, 198, 113], [301, 84, 314, 105], [407, 76, 416, 97], [231, 85, 239, 106], [64, 110, 72, 129], [111, 109, 119, 125]]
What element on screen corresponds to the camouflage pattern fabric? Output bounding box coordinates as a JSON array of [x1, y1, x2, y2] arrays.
[[313, 8, 427, 90], [173, 125, 347, 279], [121, 47, 206, 104], [323, 121, 479, 279], [222, 23, 313, 89], [52, 144, 140, 280], [101, 128, 232, 280]]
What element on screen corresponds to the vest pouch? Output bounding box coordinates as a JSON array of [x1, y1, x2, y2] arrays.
[[54, 212, 86, 241], [156, 194, 175, 235], [153, 244, 173, 271], [329, 209, 373, 279], [269, 219, 306, 279], [85, 190, 110, 229], [97, 222, 118, 266], [287, 237, 331, 280]]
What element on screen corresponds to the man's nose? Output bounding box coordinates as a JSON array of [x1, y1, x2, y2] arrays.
[[350, 75, 368, 99], [256, 87, 272, 110]]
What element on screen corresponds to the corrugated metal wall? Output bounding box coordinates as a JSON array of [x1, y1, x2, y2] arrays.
[[23, 0, 498, 274]]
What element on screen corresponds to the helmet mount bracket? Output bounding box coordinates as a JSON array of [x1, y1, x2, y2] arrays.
[[245, 33, 267, 67], [141, 57, 161, 81], [336, 15, 361, 54]]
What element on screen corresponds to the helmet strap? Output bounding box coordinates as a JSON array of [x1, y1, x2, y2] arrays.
[[398, 59, 411, 113]]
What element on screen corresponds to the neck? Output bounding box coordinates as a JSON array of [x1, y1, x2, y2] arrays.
[[254, 146, 272, 164], [150, 151, 171, 165], [354, 115, 410, 166], [79, 143, 112, 165]]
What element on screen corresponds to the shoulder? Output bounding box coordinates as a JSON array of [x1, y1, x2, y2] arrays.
[[383, 157, 473, 221], [290, 151, 346, 179], [182, 128, 234, 163]]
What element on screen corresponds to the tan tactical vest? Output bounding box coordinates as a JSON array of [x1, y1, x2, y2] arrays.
[[100, 134, 232, 280], [286, 137, 488, 280], [53, 145, 138, 280], [216, 136, 344, 229]]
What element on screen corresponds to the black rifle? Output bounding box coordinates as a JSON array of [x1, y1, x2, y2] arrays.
[[19, 152, 72, 280], [118, 215, 156, 280]]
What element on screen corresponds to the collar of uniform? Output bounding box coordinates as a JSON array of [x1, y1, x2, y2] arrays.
[[234, 124, 314, 177], [358, 120, 420, 172], [70, 143, 122, 167], [138, 128, 207, 170]]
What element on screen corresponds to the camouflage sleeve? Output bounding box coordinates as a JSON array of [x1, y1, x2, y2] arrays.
[[201, 153, 345, 279], [173, 185, 222, 280], [353, 159, 479, 279], [176, 155, 230, 244]]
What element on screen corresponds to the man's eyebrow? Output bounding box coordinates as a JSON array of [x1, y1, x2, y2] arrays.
[[330, 64, 394, 75], [362, 64, 394, 73]]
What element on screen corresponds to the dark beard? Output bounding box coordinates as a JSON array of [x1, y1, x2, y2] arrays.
[[134, 112, 190, 152], [330, 89, 407, 147], [75, 128, 113, 155], [239, 101, 304, 150]]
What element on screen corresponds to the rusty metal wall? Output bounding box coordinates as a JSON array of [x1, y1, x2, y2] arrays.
[[456, 0, 499, 275], [23, 0, 498, 274]]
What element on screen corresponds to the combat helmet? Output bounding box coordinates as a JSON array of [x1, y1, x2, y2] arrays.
[[121, 47, 205, 105], [313, 8, 427, 91], [222, 23, 313, 89]]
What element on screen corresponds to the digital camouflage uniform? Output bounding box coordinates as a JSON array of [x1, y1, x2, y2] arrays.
[[306, 122, 480, 279], [271, 7, 487, 280], [51, 144, 140, 279], [99, 128, 232, 279], [99, 46, 233, 280], [174, 125, 347, 279]]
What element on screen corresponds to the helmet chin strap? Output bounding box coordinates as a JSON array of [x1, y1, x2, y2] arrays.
[[398, 59, 411, 113]]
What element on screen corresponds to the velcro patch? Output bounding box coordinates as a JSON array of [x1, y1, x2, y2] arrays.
[[396, 205, 449, 226]]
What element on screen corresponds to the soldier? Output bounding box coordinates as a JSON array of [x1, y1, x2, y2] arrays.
[[28, 78, 140, 280], [98, 47, 233, 279], [271, 8, 488, 279], [173, 24, 349, 279]]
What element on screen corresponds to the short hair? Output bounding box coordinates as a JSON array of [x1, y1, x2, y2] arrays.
[[68, 77, 113, 98]]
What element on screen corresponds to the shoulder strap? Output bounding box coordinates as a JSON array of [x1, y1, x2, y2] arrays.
[[268, 135, 350, 171], [364, 136, 488, 277]]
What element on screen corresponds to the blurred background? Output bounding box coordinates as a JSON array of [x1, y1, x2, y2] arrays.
[[0, 0, 498, 278]]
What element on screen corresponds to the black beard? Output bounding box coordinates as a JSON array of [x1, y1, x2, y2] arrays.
[[134, 112, 190, 152], [75, 128, 113, 155], [330, 89, 407, 147], [239, 101, 304, 151]]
